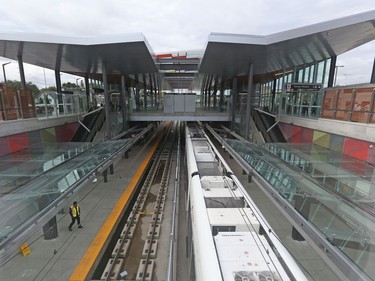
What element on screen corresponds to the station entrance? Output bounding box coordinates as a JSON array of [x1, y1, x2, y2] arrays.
[[281, 83, 323, 117]]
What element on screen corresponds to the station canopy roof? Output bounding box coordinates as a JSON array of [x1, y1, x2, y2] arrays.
[[0, 32, 158, 80], [0, 10, 374, 85], [200, 9, 375, 81]]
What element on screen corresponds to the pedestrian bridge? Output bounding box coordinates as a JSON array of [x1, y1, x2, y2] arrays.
[[128, 109, 230, 121]]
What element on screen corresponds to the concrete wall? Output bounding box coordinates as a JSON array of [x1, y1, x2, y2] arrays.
[[0, 117, 79, 157], [279, 116, 375, 164]]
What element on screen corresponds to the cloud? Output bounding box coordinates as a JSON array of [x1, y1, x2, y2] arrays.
[[337, 41, 375, 85], [1, 0, 374, 49]]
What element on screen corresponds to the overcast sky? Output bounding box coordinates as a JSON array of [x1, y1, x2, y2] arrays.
[[0, 0, 374, 88]]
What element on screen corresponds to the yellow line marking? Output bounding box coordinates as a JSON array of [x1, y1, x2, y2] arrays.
[[69, 134, 163, 281]]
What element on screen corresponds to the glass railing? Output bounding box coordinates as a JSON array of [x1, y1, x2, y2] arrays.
[[321, 86, 375, 124], [262, 143, 375, 213], [226, 139, 375, 280], [0, 140, 129, 243], [0, 142, 94, 193], [264, 84, 375, 124], [126, 94, 232, 114], [0, 89, 88, 122], [35, 91, 88, 119]]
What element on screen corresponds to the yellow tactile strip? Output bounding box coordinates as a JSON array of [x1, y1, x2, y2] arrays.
[[69, 135, 162, 281]]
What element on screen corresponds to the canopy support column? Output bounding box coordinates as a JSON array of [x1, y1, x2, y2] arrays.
[[327, 56, 337, 87], [17, 55, 26, 90], [84, 76, 90, 108], [103, 62, 111, 140], [371, 57, 375, 83], [143, 74, 147, 110], [245, 63, 254, 140], [231, 76, 238, 130], [121, 74, 127, 130]]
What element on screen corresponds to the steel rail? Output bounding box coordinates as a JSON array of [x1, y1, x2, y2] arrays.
[[138, 124, 176, 281], [166, 121, 181, 281], [0, 125, 155, 267], [102, 126, 168, 281], [103, 122, 177, 281]]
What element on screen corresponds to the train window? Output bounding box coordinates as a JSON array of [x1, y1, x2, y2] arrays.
[[212, 225, 236, 236]]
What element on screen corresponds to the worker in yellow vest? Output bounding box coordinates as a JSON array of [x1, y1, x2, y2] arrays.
[[68, 201, 83, 231]]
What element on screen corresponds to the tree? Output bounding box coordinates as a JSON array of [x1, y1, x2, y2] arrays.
[[62, 82, 79, 89], [40, 86, 57, 92], [5, 80, 40, 94]]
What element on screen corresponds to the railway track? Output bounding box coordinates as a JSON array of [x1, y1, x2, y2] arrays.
[[100, 122, 179, 281]]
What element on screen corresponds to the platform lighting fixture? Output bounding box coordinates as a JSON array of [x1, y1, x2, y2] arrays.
[[274, 69, 293, 77], [2, 62, 11, 86]]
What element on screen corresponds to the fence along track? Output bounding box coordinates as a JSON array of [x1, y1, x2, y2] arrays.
[[101, 122, 177, 281]]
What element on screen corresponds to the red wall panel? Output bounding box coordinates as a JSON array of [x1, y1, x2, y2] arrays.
[[342, 138, 368, 161], [0, 137, 9, 156], [279, 124, 313, 143], [8, 133, 29, 153], [300, 127, 314, 143], [55, 123, 78, 142], [290, 126, 302, 143], [279, 123, 294, 142]]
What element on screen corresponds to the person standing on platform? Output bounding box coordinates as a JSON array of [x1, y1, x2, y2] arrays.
[[302, 100, 309, 115], [68, 201, 83, 231]]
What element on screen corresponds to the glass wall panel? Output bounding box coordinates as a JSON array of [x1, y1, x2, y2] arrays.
[[321, 89, 337, 118], [238, 93, 248, 136], [308, 65, 315, 83], [2, 88, 20, 120], [316, 61, 325, 84], [226, 140, 375, 279], [298, 70, 303, 82], [0, 140, 129, 243], [323, 58, 331, 88], [34, 91, 87, 119], [286, 73, 292, 83], [352, 88, 373, 122], [261, 59, 328, 117], [321, 86, 375, 124], [335, 89, 353, 121]]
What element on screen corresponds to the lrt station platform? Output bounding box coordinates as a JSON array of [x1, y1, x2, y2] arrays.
[[127, 94, 231, 122], [0, 123, 190, 281], [0, 122, 364, 281]]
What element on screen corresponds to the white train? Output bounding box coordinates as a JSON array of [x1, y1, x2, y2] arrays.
[[185, 122, 308, 281]]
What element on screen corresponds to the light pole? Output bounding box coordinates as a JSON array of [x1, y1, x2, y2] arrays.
[[334, 65, 344, 87], [2, 62, 11, 86], [76, 78, 82, 88]]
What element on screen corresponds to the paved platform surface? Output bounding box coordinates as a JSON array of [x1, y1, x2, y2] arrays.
[[0, 141, 155, 281]]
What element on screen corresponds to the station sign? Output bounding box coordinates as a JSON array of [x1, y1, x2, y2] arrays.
[[285, 83, 322, 91]]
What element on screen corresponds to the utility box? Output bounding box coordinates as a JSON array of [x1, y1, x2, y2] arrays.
[[184, 94, 196, 112], [163, 95, 173, 113]]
